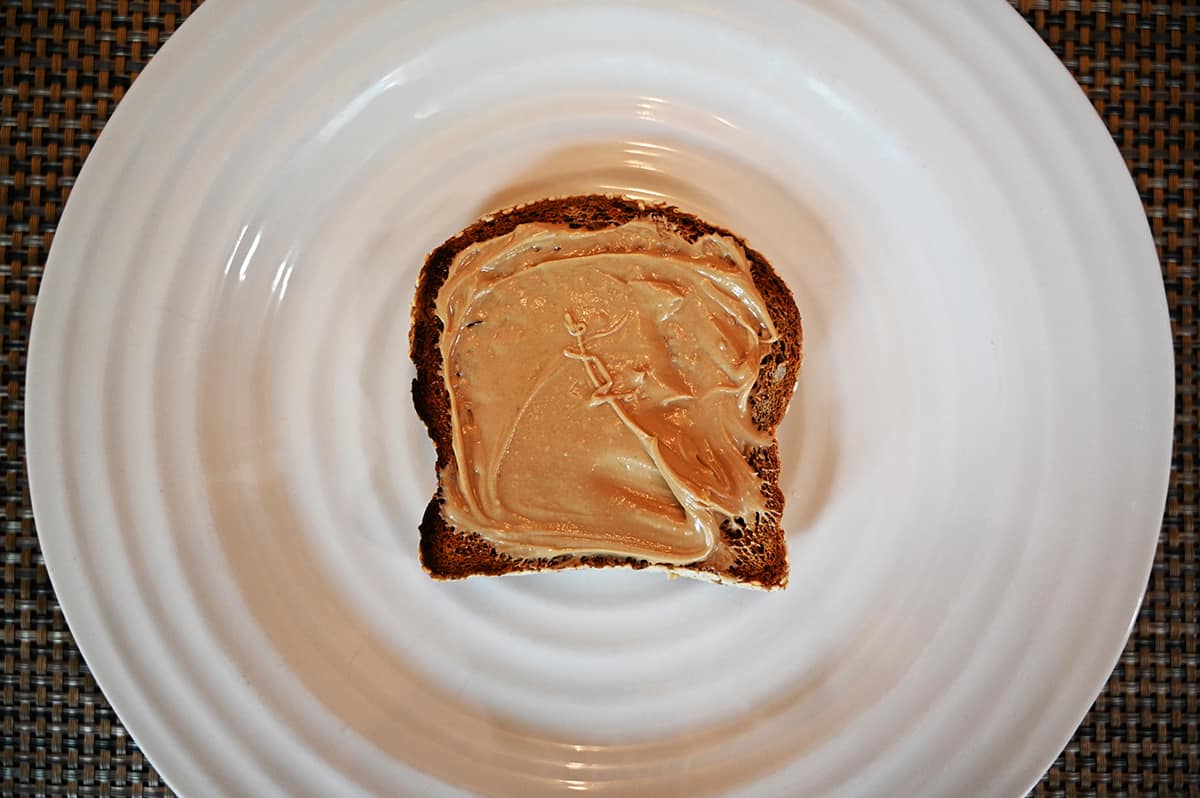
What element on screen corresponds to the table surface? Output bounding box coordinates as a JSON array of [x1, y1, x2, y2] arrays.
[[1, 1, 1195, 796]]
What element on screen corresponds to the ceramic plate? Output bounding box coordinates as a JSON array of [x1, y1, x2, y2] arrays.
[[26, 1, 1173, 796]]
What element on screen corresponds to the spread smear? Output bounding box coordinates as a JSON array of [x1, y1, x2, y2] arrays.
[[434, 220, 779, 564]]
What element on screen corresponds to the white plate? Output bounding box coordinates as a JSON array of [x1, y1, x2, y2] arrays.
[[26, 1, 1173, 796]]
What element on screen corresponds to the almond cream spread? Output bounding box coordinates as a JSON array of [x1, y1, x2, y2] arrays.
[[434, 220, 779, 564]]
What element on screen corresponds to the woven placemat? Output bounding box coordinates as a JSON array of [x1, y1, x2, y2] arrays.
[[0, 1, 1195, 796]]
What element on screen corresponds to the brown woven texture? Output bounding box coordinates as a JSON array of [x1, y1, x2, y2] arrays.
[[0, 0, 1194, 796]]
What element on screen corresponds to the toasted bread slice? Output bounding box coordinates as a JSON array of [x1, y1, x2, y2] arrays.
[[410, 195, 802, 589]]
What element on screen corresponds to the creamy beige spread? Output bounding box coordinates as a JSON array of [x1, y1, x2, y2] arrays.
[[435, 220, 779, 564]]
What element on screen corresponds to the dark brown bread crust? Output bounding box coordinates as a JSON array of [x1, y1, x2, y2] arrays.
[[410, 195, 802, 589]]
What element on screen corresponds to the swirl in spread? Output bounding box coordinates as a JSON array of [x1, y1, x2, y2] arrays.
[[434, 220, 779, 564]]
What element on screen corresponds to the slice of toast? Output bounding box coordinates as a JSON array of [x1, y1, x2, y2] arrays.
[[410, 195, 802, 589]]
